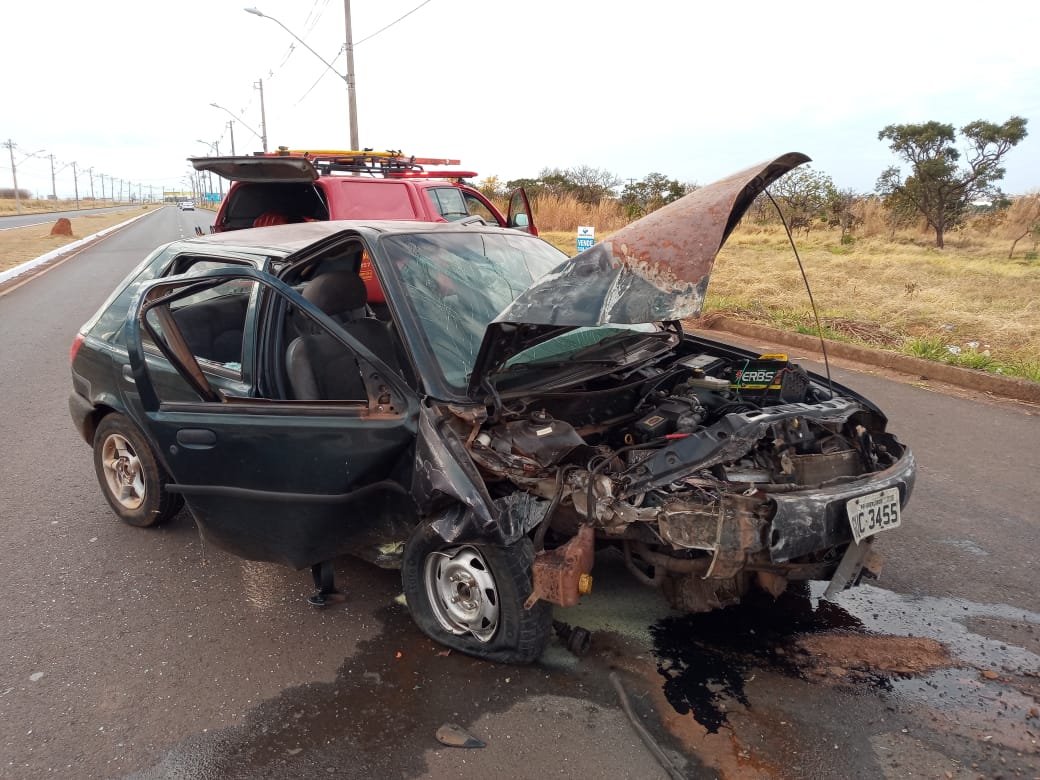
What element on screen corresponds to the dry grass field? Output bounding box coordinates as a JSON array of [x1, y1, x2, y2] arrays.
[[0, 205, 154, 272], [537, 197, 1040, 383]]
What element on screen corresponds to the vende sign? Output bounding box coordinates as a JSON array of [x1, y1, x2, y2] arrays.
[[576, 225, 595, 252]]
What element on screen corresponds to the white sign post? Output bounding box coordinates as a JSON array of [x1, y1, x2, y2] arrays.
[[576, 225, 595, 252]]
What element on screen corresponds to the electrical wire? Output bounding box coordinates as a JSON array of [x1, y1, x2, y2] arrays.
[[290, 45, 346, 109], [354, 0, 433, 46]]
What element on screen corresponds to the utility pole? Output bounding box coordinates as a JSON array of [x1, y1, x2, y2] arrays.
[[72, 162, 80, 210], [255, 79, 269, 152], [88, 167, 95, 201], [49, 154, 57, 201], [100, 174, 105, 202], [228, 120, 236, 155], [4, 139, 22, 214], [344, 0, 359, 150], [214, 140, 224, 199]]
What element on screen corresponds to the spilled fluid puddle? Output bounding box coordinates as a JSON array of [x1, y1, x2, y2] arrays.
[[651, 582, 1040, 738]]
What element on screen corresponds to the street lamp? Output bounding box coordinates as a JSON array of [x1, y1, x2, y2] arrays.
[[245, 5, 358, 150], [209, 102, 265, 154], [195, 140, 225, 199]]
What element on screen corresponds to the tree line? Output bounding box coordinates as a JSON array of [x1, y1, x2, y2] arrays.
[[479, 116, 1033, 251]]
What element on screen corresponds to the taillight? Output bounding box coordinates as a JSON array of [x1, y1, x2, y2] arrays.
[[69, 333, 85, 363]]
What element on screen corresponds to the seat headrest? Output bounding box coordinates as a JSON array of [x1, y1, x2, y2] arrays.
[[303, 272, 368, 321]]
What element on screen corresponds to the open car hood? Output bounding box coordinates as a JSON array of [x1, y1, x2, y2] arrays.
[[188, 155, 319, 183], [466, 152, 809, 397]]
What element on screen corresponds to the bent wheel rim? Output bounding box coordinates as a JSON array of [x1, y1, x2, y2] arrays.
[[423, 546, 500, 643], [100, 433, 146, 511]]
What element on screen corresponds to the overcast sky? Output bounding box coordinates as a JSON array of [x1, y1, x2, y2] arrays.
[[3, 0, 1038, 199]]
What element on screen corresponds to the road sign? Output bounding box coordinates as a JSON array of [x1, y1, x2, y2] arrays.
[[576, 225, 595, 252]]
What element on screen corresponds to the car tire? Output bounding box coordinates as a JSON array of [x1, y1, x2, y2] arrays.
[[92, 413, 183, 528], [402, 517, 552, 664]]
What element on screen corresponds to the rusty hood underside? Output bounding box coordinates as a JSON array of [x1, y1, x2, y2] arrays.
[[497, 152, 810, 327]]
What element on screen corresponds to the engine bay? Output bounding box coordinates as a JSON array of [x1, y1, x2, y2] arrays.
[[454, 342, 910, 610]]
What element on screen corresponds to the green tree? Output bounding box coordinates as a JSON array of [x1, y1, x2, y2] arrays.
[[765, 165, 837, 235], [619, 173, 690, 219], [476, 175, 506, 199], [876, 117, 1028, 248], [828, 187, 862, 241]]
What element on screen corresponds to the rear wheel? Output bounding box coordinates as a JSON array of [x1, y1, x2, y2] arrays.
[[402, 517, 551, 664], [92, 413, 183, 527]]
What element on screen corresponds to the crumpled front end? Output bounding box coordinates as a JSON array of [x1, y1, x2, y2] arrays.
[[447, 352, 914, 613]]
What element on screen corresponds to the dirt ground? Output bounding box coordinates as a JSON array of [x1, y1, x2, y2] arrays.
[[0, 207, 157, 272]]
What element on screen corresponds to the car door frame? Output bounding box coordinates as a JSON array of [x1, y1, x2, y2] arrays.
[[124, 266, 422, 569]]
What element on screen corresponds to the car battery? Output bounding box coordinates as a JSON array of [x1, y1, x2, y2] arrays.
[[725, 354, 811, 403], [678, 353, 728, 377]]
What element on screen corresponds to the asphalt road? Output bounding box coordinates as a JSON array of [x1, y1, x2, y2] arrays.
[[0, 206, 149, 232], [1, 209, 1037, 779]]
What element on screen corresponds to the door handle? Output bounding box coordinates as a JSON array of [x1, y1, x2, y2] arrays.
[[176, 429, 217, 448]]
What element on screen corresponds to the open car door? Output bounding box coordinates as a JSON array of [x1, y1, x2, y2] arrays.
[[507, 188, 536, 235], [124, 267, 419, 570]]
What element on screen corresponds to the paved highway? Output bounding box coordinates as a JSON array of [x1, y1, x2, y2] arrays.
[[0, 210, 1036, 779]]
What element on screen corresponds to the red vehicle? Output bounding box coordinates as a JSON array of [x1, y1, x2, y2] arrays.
[[190, 149, 536, 235]]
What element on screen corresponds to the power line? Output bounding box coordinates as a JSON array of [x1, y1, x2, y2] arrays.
[[354, 0, 433, 47], [290, 45, 345, 109]]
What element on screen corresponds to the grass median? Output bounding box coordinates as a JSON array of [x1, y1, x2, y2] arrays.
[[0, 205, 158, 272]]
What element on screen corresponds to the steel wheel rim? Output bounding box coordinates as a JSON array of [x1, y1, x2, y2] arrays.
[[100, 433, 146, 510], [423, 546, 500, 643]]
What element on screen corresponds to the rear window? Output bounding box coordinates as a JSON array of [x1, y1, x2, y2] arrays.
[[85, 246, 172, 342], [329, 180, 420, 220]]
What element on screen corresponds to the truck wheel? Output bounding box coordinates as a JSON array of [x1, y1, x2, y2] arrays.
[[402, 519, 551, 664], [92, 414, 183, 528]]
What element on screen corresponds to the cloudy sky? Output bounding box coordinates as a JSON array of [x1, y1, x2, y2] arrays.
[[3, 0, 1038, 199]]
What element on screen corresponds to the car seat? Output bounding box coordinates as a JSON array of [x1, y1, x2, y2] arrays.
[[285, 271, 401, 400]]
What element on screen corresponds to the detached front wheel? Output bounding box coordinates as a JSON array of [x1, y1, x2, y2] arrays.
[[92, 413, 183, 527], [402, 519, 551, 664]]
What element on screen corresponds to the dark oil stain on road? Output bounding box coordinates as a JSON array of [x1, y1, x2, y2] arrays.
[[650, 584, 866, 733], [650, 581, 1040, 740]]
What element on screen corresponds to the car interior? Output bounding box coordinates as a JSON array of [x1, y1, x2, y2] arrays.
[[218, 182, 330, 231]]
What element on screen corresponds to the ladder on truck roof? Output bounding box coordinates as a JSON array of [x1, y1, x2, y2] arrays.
[[267, 148, 474, 178]]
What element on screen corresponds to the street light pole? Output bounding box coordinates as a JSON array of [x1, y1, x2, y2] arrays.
[[196, 139, 225, 200], [210, 103, 262, 154], [245, 6, 358, 149]]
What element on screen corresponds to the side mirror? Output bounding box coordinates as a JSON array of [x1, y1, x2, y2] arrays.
[[512, 213, 529, 228]]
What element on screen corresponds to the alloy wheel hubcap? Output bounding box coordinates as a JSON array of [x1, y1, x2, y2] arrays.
[[101, 433, 146, 510]]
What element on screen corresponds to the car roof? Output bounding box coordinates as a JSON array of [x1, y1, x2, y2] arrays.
[[175, 219, 529, 255]]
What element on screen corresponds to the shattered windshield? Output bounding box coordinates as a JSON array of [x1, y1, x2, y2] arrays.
[[380, 231, 565, 387]]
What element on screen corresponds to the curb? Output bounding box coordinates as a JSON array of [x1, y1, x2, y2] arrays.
[[0, 210, 157, 286], [695, 315, 1040, 406]]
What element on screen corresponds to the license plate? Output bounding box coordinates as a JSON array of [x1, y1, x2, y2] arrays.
[[846, 487, 901, 543]]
